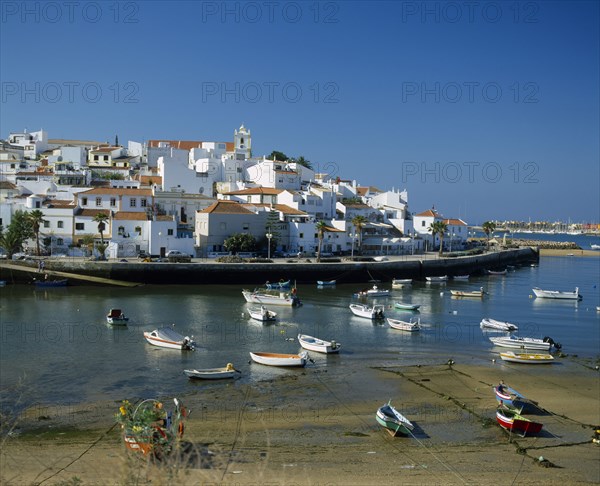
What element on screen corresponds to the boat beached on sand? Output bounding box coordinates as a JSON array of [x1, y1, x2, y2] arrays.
[[143, 327, 195, 350], [499, 351, 555, 364], [376, 401, 414, 436], [496, 404, 543, 437], [532, 287, 582, 300], [489, 335, 560, 351], [493, 382, 537, 413], [349, 303, 385, 319]]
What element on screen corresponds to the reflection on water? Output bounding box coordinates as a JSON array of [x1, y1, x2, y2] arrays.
[[1, 256, 598, 408]]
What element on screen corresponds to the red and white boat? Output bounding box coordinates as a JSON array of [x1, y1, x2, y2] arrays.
[[496, 405, 543, 437]]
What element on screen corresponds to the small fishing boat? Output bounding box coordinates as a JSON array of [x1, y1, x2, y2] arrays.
[[394, 302, 421, 311], [493, 383, 537, 413], [387, 317, 420, 332], [496, 404, 543, 437], [265, 279, 291, 290], [480, 318, 518, 331], [143, 327, 195, 350], [248, 305, 277, 322], [349, 303, 385, 319], [489, 335, 560, 351], [297, 334, 341, 354], [249, 351, 308, 367], [242, 288, 300, 306], [590, 244, 600, 250], [499, 351, 554, 364], [317, 280, 336, 286], [107, 308, 129, 325], [183, 363, 240, 380], [450, 287, 485, 298], [392, 278, 412, 288], [452, 275, 470, 280], [375, 401, 414, 436], [353, 285, 390, 298], [0, 280, 6, 287], [34, 278, 68, 287], [488, 269, 507, 275], [426, 275, 448, 282], [532, 287, 582, 300]]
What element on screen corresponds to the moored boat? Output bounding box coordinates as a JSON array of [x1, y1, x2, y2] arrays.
[[426, 275, 448, 282], [488, 269, 507, 275], [107, 308, 129, 325], [387, 317, 420, 332], [496, 404, 543, 437], [452, 275, 470, 280], [480, 318, 518, 331], [249, 351, 308, 367], [297, 334, 341, 354], [376, 401, 414, 436], [489, 335, 560, 351], [532, 287, 582, 300], [317, 280, 336, 286], [183, 363, 240, 380], [450, 287, 485, 298], [248, 305, 277, 322], [394, 302, 420, 311], [265, 279, 291, 290], [499, 351, 554, 364], [349, 303, 385, 319], [143, 327, 195, 350], [353, 285, 390, 298], [34, 278, 68, 287], [392, 278, 412, 288], [242, 288, 300, 306]]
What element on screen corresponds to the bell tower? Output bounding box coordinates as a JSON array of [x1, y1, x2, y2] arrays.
[[234, 124, 251, 159]]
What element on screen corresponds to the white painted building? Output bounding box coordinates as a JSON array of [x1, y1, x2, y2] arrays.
[[8, 129, 49, 159]]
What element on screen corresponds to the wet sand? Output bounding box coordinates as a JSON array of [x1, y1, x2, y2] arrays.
[[2, 357, 599, 485]]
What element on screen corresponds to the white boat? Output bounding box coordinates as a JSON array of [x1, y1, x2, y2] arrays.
[[590, 244, 600, 250], [349, 303, 385, 319], [394, 302, 420, 311], [387, 317, 420, 332], [450, 288, 485, 298], [144, 327, 195, 350], [426, 275, 448, 282], [297, 334, 341, 354], [353, 285, 391, 297], [480, 318, 518, 331], [242, 288, 300, 306], [183, 363, 240, 380], [249, 351, 308, 367], [489, 335, 555, 351], [317, 280, 336, 286], [452, 275, 470, 280], [248, 305, 277, 322], [488, 269, 507, 275], [499, 351, 555, 364], [106, 308, 129, 325], [375, 401, 414, 436], [532, 287, 582, 300], [392, 278, 412, 288]]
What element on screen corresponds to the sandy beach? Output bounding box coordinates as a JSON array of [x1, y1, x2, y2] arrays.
[[2, 356, 599, 485]]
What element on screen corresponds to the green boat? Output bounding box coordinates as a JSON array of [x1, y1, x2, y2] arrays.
[[376, 401, 414, 436], [394, 302, 421, 311]]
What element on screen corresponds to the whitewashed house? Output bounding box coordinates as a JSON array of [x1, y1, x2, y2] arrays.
[[8, 129, 49, 159]]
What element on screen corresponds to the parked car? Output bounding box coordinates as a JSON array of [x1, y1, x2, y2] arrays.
[[166, 250, 186, 257]]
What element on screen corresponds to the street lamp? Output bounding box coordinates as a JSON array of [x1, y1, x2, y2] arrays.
[[266, 231, 272, 259], [410, 231, 415, 255], [350, 233, 357, 259]]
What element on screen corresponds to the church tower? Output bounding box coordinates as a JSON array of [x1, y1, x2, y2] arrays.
[[234, 124, 251, 159]]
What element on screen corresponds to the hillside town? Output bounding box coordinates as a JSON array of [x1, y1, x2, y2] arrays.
[[0, 125, 470, 259]]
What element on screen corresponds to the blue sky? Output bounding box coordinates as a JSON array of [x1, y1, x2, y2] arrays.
[[1, 1, 598, 224]]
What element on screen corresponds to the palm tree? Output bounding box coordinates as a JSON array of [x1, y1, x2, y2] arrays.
[[482, 221, 496, 249], [429, 221, 448, 256], [27, 210, 46, 256], [315, 221, 327, 262], [351, 215, 368, 255], [93, 212, 110, 244]]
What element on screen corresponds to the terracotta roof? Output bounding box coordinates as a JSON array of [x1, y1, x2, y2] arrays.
[[77, 188, 153, 196], [444, 218, 467, 226], [0, 181, 18, 190], [224, 187, 284, 195], [199, 200, 255, 214], [49, 139, 107, 146], [344, 203, 371, 209], [415, 209, 442, 217], [113, 212, 149, 221], [323, 225, 344, 232], [138, 175, 162, 185], [149, 140, 235, 152], [44, 200, 76, 208], [78, 209, 111, 217], [90, 146, 120, 153], [252, 203, 308, 216], [357, 186, 383, 196]]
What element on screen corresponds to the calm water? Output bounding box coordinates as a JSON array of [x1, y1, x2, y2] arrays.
[[1, 256, 599, 411]]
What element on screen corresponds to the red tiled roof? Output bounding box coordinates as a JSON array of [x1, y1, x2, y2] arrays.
[[224, 187, 284, 195], [78, 209, 111, 217], [199, 200, 255, 214], [444, 218, 467, 226], [113, 212, 149, 221]]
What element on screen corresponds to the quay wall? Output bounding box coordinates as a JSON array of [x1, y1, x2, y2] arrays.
[[0, 247, 538, 285]]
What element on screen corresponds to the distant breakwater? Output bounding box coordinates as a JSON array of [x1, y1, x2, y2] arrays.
[[1, 248, 538, 286], [507, 239, 580, 250]]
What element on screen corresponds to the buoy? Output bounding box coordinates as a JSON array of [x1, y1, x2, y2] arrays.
[[440, 292, 444, 296], [492, 359, 496, 363], [452, 310, 458, 315], [529, 295, 533, 298]]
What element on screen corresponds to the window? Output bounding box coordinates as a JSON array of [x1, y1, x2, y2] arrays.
[[110, 198, 116, 207], [118, 226, 125, 236], [93, 155, 99, 161], [421, 221, 425, 227], [96, 197, 102, 207], [130, 198, 136, 208], [57, 238, 63, 245], [82, 197, 88, 206], [167, 229, 174, 236], [43, 221, 50, 228], [103, 155, 109, 161], [135, 226, 142, 234], [243, 223, 249, 230], [141, 198, 147, 207], [58, 221, 64, 228], [76, 223, 84, 230], [299, 232, 304, 238]]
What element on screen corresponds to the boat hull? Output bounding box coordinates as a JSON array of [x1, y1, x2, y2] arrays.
[[387, 318, 420, 332], [394, 303, 420, 310], [532, 287, 581, 300], [250, 351, 308, 367], [499, 352, 554, 364], [143, 329, 195, 350], [489, 336, 551, 351], [248, 306, 277, 321], [183, 368, 238, 380], [496, 408, 543, 436], [480, 318, 518, 331], [376, 404, 413, 436], [298, 334, 340, 354], [107, 316, 129, 325], [494, 385, 535, 413], [349, 304, 385, 319], [242, 290, 299, 306]]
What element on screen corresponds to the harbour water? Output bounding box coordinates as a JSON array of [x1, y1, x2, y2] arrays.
[[1, 255, 598, 413]]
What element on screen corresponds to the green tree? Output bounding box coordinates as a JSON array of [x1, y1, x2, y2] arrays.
[[27, 210, 46, 256], [224, 233, 257, 254], [429, 221, 448, 256], [268, 151, 288, 162], [482, 221, 497, 249], [293, 156, 313, 170], [315, 221, 327, 262], [351, 215, 368, 255], [80, 234, 96, 257], [0, 225, 25, 258], [93, 212, 110, 244]]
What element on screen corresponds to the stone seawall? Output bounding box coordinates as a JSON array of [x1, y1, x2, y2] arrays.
[[1, 247, 538, 285]]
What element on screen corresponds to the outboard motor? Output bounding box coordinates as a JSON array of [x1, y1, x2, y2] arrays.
[[543, 336, 562, 350]]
